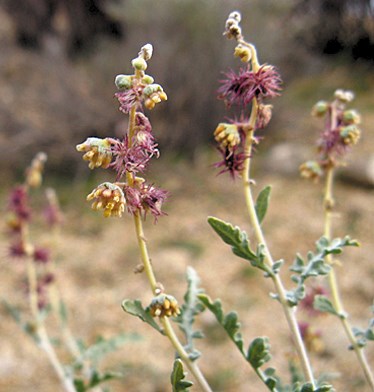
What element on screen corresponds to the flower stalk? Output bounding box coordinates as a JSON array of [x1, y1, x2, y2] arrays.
[[323, 165, 374, 391]]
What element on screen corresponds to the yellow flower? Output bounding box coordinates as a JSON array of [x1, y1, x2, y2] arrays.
[[76, 138, 112, 169], [87, 182, 125, 218]]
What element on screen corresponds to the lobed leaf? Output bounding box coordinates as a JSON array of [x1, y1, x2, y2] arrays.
[[247, 337, 272, 369], [122, 299, 164, 334], [207, 216, 269, 272], [313, 295, 340, 317], [170, 359, 193, 392], [198, 293, 244, 354]]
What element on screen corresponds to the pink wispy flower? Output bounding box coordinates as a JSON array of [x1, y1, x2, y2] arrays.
[[218, 65, 282, 108]]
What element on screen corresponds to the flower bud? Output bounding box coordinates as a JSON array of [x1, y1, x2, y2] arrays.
[[234, 44, 251, 63], [311, 101, 329, 117], [87, 182, 125, 218], [256, 104, 273, 129], [115, 74, 133, 90], [139, 44, 153, 61], [131, 57, 147, 71], [25, 152, 47, 188], [214, 123, 241, 149], [228, 11, 241, 23], [340, 125, 361, 145], [334, 89, 354, 103], [142, 75, 154, 85], [148, 293, 180, 318], [342, 109, 361, 125]]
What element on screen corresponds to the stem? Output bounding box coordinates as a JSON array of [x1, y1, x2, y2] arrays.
[[131, 213, 212, 392], [323, 167, 374, 391], [26, 257, 76, 392], [127, 103, 212, 391], [240, 92, 315, 386]]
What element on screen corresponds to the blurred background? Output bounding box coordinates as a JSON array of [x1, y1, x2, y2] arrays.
[[0, 0, 373, 179], [1, 1, 374, 391]]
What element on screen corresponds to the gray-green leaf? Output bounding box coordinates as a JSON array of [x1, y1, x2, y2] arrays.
[[171, 359, 193, 392], [122, 299, 164, 334], [255, 186, 271, 224], [247, 337, 272, 369]]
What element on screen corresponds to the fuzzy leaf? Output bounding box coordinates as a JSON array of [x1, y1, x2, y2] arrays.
[[3, 300, 39, 343], [313, 295, 340, 317], [207, 217, 269, 272], [74, 333, 139, 368], [89, 370, 122, 388], [255, 186, 271, 224], [198, 294, 244, 355], [170, 359, 193, 391], [174, 267, 205, 361], [122, 299, 163, 334], [247, 337, 272, 369]]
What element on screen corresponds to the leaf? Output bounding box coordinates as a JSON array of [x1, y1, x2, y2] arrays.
[[174, 267, 205, 361], [247, 337, 272, 369], [198, 294, 244, 355], [255, 186, 271, 224], [170, 359, 193, 392], [313, 296, 340, 317], [3, 300, 39, 343], [89, 370, 122, 388], [73, 378, 86, 392], [74, 333, 139, 367], [207, 217, 269, 272], [122, 299, 163, 334]]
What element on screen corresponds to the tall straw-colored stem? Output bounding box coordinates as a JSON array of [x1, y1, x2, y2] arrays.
[[127, 105, 212, 392], [323, 167, 374, 391], [241, 128, 316, 387]]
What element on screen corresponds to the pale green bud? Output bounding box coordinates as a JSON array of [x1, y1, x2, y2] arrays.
[[311, 101, 328, 117], [142, 75, 154, 85], [143, 83, 163, 97], [342, 109, 361, 125], [131, 57, 147, 71], [115, 74, 132, 90]]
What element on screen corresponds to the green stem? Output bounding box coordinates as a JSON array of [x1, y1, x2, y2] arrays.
[[132, 213, 212, 392], [127, 103, 212, 391], [323, 167, 374, 391], [240, 88, 315, 386]]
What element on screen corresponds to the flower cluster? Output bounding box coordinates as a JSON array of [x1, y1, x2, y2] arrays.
[[148, 293, 181, 318], [77, 44, 167, 221], [5, 153, 59, 310], [300, 89, 362, 179], [214, 12, 282, 177]]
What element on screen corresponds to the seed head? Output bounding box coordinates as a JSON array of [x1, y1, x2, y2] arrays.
[[214, 123, 241, 149], [87, 182, 126, 217], [299, 161, 323, 181], [76, 137, 112, 169], [340, 125, 361, 146], [148, 293, 180, 318]]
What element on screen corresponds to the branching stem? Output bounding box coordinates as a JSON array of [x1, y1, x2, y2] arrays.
[[323, 166, 374, 391]]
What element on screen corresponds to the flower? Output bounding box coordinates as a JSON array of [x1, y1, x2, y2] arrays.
[[148, 293, 180, 318], [218, 65, 282, 108], [9, 186, 31, 221], [33, 247, 51, 264], [214, 146, 248, 178], [123, 180, 168, 221], [76, 137, 112, 169], [87, 182, 126, 218], [115, 88, 142, 114], [214, 123, 241, 149]]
